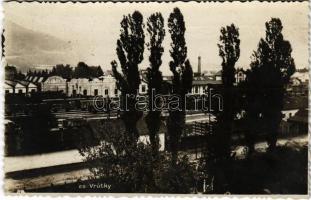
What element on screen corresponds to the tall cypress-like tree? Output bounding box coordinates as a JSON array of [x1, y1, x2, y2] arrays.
[[145, 12, 165, 155], [246, 18, 295, 151], [167, 7, 193, 164], [205, 24, 240, 193], [111, 11, 145, 143], [216, 24, 240, 158]]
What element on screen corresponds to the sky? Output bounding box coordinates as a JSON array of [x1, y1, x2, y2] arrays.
[[3, 1, 309, 75]]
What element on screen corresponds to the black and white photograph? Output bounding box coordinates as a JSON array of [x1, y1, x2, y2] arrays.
[[2, 1, 309, 195]]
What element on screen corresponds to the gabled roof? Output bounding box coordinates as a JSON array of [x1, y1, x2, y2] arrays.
[[33, 76, 40, 82], [18, 80, 31, 86], [105, 70, 113, 76], [5, 80, 26, 88], [37, 77, 44, 83], [214, 70, 222, 76], [25, 75, 31, 81], [29, 76, 36, 82], [15, 82, 26, 88], [28, 82, 37, 88], [5, 80, 16, 87], [44, 75, 67, 83]]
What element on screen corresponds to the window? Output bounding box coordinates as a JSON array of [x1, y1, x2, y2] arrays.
[[142, 85, 146, 93], [195, 86, 198, 93], [18, 89, 23, 94], [105, 89, 109, 95], [5, 90, 9, 94], [31, 89, 36, 93], [114, 89, 118, 95], [83, 89, 87, 96], [94, 89, 98, 96], [73, 90, 77, 96]]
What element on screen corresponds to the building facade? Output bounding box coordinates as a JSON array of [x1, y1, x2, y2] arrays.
[[5, 81, 15, 94], [15, 82, 27, 94], [28, 83, 38, 93], [139, 81, 148, 95], [19, 81, 38, 94], [191, 77, 222, 95], [235, 68, 246, 84], [5, 80, 38, 95], [41, 76, 67, 94], [67, 75, 119, 97]]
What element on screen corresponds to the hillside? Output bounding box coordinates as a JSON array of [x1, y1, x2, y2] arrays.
[[4, 20, 75, 71]]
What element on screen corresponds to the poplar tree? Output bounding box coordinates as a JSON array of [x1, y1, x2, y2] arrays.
[[167, 7, 193, 164], [205, 24, 240, 193], [216, 24, 240, 158], [111, 11, 145, 142], [145, 12, 165, 155], [246, 18, 295, 151]]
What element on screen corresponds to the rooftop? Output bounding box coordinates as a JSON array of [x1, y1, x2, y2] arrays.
[[288, 108, 308, 124]]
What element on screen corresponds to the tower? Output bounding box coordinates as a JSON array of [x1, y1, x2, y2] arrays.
[[198, 56, 201, 75]]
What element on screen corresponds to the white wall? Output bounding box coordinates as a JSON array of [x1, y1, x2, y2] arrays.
[[4, 84, 14, 93], [67, 77, 119, 97], [138, 133, 165, 151], [15, 84, 27, 94], [42, 76, 67, 93]]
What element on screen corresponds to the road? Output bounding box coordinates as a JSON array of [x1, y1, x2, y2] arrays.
[[5, 167, 91, 192], [4, 149, 83, 173]]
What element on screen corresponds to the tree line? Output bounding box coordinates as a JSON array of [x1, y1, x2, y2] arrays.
[[78, 8, 295, 193], [5, 65, 25, 81], [25, 62, 104, 79], [203, 18, 295, 193]]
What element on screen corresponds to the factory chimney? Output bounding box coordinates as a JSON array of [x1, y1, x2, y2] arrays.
[[198, 56, 201, 75]]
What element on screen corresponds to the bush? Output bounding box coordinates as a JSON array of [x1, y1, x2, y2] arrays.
[[77, 120, 197, 193]]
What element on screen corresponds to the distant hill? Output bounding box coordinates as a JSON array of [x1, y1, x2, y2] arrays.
[[4, 20, 76, 72]]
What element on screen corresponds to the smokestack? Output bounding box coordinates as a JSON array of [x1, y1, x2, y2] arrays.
[[198, 56, 201, 75]]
